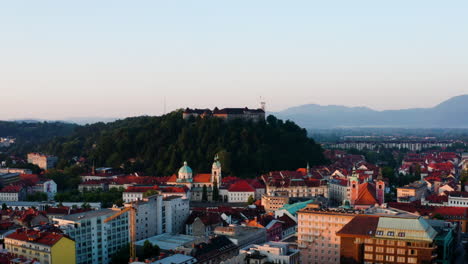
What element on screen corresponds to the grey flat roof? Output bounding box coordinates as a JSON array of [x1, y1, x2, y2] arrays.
[[60, 209, 117, 221], [135, 233, 198, 250]]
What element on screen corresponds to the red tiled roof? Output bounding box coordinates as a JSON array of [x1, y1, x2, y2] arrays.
[[166, 174, 177, 182], [19, 174, 40, 184], [125, 185, 159, 193], [228, 180, 255, 192], [337, 215, 380, 237], [354, 182, 378, 205], [193, 173, 211, 183], [0, 185, 23, 193], [7, 228, 66, 246], [80, 179, 109, 185], [425, 194, 448, 204], [160, 186, 188, 193]]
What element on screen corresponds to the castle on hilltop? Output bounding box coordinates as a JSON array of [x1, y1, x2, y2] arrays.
[[183, 106, 265, 122]]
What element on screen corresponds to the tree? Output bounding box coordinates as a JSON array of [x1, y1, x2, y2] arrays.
[[111, 244, 130, 264], [142, 240, 160, 259], [26, 192, 48, 202], [247, 195, 255, 205], [202, 185, 208, 201], [1, 203, 7, 210], [212, 179, 219, 202], [143, 189, 159, 198], [460, 169, 468, 186]]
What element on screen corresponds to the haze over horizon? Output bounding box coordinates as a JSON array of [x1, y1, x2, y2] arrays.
[[1, 1, 467, 120]]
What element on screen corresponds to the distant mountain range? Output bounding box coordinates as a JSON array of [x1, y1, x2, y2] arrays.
[[274, 95, 468, 129]]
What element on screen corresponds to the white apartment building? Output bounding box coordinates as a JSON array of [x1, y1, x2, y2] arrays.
[[328, 179, 351, 205], [130, 195, 164, 240], [163, 196, 190, 234], [447, 192, 468, 207], [0, 185, 26, 201], [54, 208, 130, 264], [32, 179, 57, 200]]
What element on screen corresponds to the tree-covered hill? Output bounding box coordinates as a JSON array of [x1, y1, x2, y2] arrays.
[[43, 111, 326, 177], [0, 121, 78, 154]]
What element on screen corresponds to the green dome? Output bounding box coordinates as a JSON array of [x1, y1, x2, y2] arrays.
[[179, 161, 192, 174]]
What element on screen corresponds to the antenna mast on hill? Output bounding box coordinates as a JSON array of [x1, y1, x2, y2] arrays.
[[260, 96, 266, 111]]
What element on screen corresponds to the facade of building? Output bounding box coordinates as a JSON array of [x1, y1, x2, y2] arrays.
[[227, 180, 255, 203], [27, 153, 58, 170], [337, 215, 439, 264], [261, 192, 289, 213], [297, 205, 356, 264], [54, 209, 130, 264], [0, 185, 27, 201], [447, 192, 468, 207], [32, 179, 57, 200], [163, 196, 190, 234], [130, 195, 164, 240], [397, 181, 428, 203], [5, 228, 76, 264], [262, 170, 329, 199]]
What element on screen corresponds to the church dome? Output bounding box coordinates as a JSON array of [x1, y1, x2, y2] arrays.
[[179, 161, 192, 175]]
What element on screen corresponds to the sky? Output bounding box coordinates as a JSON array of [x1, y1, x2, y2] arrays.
[[1, 1, 467, 120]]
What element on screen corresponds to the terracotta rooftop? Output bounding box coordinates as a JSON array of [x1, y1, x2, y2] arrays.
[[337, 215, 380, 237], [354, 182, 378, 205], [6, 228, 68, 246], [193, 173, 211, 183], [228, 180, 255, 192]]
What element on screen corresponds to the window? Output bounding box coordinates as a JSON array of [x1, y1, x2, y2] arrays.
[[398, 232, 405, 237], [376, 255, 384, 261], [364, 253, 373, 260], [407, 257, 417, 263], [387, 248, 394, 254], [397, 256, 406, 263], [376, 230, 384, 235], [397, 248, 405, 255], [386, 255, 394, 262], [376, 247, 384, 253], [387, 231, 394, 236]]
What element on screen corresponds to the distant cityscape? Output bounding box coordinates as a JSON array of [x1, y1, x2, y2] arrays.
[[0, 109, 467, 264]]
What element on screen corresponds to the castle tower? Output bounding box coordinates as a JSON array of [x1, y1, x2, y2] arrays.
[[349, 167, 359, 205], [211, 154, 222, 184], [376, 168, 385, 204]]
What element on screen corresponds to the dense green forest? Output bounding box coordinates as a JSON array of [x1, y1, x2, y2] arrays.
[[42, 111, 326, 177], [0, 121, 77, 154]]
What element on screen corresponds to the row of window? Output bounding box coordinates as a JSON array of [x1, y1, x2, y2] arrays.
[[364, 254, 417, 263], [375, 230, 406, 237]]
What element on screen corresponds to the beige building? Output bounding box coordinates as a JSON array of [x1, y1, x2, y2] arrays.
[[397, 181, 428, 203], [297, 205, 356, 264], [27, 153, 58, 170], [261, 192, 289, 213], [262, 171, 329, 199]]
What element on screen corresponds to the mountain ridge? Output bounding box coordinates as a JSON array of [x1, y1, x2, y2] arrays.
[[274, 94, 468, 129]]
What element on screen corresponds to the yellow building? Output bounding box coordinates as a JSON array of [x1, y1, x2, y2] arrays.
[[5, 228, 76, 264]]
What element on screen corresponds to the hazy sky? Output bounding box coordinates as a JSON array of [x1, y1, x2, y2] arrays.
[[1, 1, 467, 120]]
